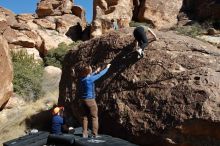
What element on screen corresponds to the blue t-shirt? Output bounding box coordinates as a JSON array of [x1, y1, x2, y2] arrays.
[[51, 115, 64, 134], [79, 68, 109, 99]]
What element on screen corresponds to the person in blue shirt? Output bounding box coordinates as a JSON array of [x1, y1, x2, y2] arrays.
[[51, 107, 74, 134], [79, 64, 111, 138]]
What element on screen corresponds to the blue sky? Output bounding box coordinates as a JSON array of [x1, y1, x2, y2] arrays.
[[0, 0, 93, 22]]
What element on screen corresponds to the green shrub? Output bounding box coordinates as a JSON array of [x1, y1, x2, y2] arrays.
[[12, 50, 44, 101], [44, 42, 81, 68], [174, 23, 204, 38], [129, 21, 150, 27]]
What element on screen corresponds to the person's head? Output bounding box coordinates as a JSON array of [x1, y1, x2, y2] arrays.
[[80, 65, 92, 77], [52, 107, 64, 115]]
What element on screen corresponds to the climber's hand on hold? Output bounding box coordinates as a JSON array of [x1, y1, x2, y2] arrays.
[[95, 67, 101, 73], [107, 64, 111, 68]]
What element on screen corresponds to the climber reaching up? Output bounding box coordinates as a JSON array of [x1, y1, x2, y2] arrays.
[[79, 64, 111, 138], [133, 25, 159, 58]]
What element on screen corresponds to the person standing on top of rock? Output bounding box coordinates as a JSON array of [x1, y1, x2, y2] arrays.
[[133, 25, 158, 58], [111, 19, 119, 30], [79, 64, 111, 138]]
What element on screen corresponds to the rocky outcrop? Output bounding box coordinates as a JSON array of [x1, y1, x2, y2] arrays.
[[59, 29, 220, 145], [0, 7, 17, 26], [35, 29, 72, 54], [56, 14, 82, 33], [91, 0, 133, 37], [0, 36, 13, 110], [36, 0, 74, 17], [72, 5, 86, 27], [0, 2, 85, 110], [135, 0, 183, 29], [91, 0, 184, 37], [33, 18, 56, 30], [0, 2, 86, 55]]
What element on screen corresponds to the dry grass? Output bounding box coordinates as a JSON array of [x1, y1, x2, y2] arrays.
[[0, 96, 57, 145]]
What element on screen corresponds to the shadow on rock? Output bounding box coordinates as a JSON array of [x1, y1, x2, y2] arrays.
[[25, 109, 52, 131]]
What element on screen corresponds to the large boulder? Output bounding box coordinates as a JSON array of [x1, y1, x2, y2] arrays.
[[71, 5, 86, 28], [91, 0, 133, 37], [0, 36, 13, 109], [55, 14, 82, 34], [136, 0, 183, 29], [42, 66, 62, 100], [59, 29, 220, 145], [36, 0, 74, 17], [36, 29, 72, 54]]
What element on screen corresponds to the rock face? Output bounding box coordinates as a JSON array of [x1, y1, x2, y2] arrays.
[[36, 0, 74, 17], [183, 0, 220, 20], [42, 66, 62, 99], [59, 30, 220, 145], [72, 5, 86, 27], [0, 36, 13, 109], [91, 0, 133, 37], [135, 0, 183, 29]]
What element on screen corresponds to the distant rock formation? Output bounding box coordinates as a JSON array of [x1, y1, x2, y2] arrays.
[[91, 0, 220, 37], [91, 0, 133, 37], [36, 0, 74, 17], [0, 36, 13, 110], [135, 0, 183, 29], [91, 0, 183, 37], [0, 2, 86, 55], [59, 29, 220, 145]]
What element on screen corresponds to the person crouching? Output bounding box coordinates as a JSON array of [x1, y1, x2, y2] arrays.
[[51, 106, 74, 134]]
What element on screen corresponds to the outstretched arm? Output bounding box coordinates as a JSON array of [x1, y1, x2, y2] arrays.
[[91, 67, 101, 76], [148, 28, 159, 40], [90, 64, 111, 81]]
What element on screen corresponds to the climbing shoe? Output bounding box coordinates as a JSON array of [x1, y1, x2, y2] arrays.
[[136, 48, 144, 58]]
